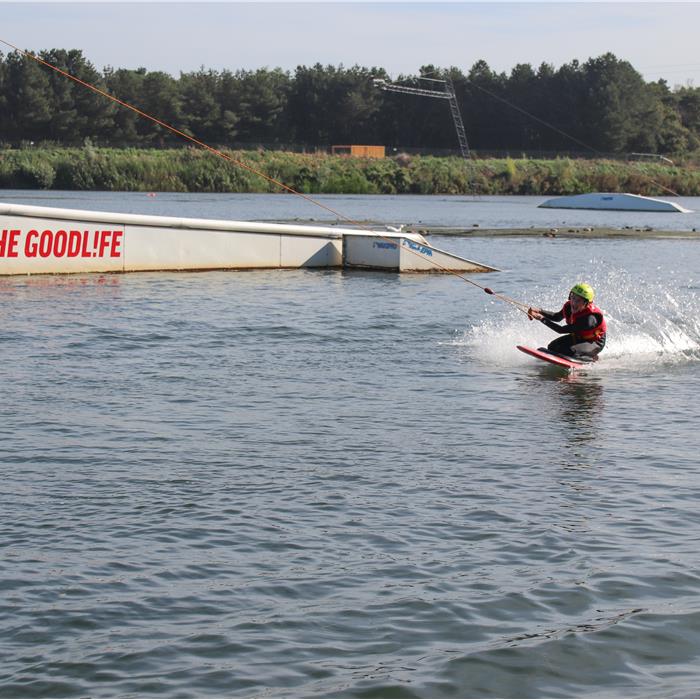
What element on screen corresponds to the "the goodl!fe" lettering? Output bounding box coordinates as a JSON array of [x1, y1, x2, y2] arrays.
[[0, 229, 123, 259]]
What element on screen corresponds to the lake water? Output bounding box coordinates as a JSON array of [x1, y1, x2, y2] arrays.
[[4, 190, 700, 231], [2, 192, 700, 698]]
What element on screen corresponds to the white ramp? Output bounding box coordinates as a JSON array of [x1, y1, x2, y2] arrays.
[[539, 192, 692, 213], [342, 234, 499, 272], [0, 202, 498, 276]]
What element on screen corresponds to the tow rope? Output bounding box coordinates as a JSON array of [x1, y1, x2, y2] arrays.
[[0, 38, 532, 313]]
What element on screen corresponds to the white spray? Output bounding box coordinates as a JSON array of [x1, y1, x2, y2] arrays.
[[454, 268, 700, 370]]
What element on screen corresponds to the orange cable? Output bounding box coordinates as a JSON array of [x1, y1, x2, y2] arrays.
[[0, 39, 528, 310]]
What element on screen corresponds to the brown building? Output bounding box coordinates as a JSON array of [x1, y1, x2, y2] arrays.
[[331, 145, 386, 159]]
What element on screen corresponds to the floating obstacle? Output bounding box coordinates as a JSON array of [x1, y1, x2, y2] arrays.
[[0, 202, 499, 276], [539, 192, 692, 213]]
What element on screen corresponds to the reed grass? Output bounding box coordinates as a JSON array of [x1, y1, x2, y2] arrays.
[[1, 147, 698, 196]]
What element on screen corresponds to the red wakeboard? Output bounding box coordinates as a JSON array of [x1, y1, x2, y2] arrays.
[[517, 345, 587, 369]]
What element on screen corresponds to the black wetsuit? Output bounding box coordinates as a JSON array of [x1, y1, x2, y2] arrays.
[[539, 308, 606, 358]]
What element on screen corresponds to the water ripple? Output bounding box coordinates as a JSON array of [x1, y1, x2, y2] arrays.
[[2, 236, 700, 697]]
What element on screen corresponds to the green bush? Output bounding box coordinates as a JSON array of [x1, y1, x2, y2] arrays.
[[1, 146, 699, 195], [16, 161, 55, 189]]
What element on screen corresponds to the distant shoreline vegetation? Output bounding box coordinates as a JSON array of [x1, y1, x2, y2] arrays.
[[1, 147, 699, 196], [1, 50, 700, 159]]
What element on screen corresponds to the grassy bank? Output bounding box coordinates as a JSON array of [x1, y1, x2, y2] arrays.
[[1, 147, 699, 196]]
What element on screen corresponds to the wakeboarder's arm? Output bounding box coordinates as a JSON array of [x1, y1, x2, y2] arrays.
[[540, 313, 600, 335], [539, 309, 564, 322], [528, 307, 563, 321]]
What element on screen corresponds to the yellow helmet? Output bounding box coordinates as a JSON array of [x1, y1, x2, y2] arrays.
[[570, 283, 594, 302]]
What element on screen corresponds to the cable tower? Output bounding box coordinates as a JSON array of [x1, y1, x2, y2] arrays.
[[373, 75, 471, 159]]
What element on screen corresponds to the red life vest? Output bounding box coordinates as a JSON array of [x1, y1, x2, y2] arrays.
[[561, 301, 607, 342]]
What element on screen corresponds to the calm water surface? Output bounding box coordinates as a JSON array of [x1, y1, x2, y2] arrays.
[[1, 193, 700, 698], [4, 189, 700, 230]]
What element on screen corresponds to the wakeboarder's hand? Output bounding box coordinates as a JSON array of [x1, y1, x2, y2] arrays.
[[527, 307, 543, 321]]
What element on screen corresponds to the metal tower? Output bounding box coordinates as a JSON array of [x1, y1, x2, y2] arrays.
[[372, 76, 471, 159]]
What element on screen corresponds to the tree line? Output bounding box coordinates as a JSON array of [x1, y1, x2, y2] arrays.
[[1, 48, 699, 156]]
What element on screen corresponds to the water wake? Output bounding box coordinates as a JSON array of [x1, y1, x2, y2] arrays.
[[455, 269, 700, 370]]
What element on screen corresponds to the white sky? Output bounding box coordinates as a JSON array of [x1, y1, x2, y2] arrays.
[[1, 1, 699, 87]]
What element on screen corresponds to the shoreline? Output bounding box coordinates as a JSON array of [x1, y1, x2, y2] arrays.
[[425, 226, 700, 238], [2, 147, 700, 196], [316, 222, 700, 239]]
